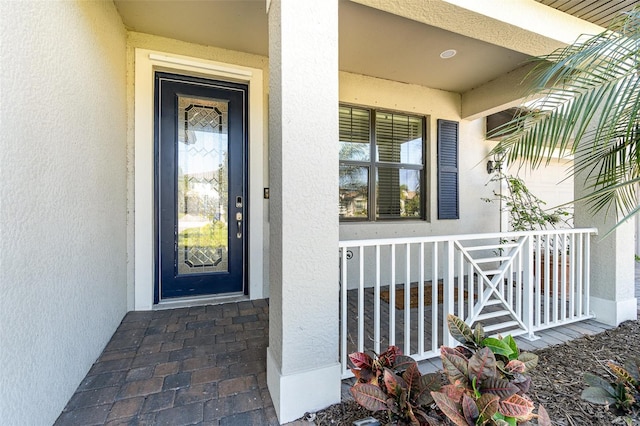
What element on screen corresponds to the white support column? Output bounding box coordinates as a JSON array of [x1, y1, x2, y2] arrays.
[[266, 0, 341, 423], [575, 154, 638, 326]]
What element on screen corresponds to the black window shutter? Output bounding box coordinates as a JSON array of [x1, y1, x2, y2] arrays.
[[437, 119, 459, 219]]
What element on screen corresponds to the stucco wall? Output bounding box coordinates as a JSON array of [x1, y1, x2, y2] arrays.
[[517, 159, 574, 222], [0, 1, 127, 424]]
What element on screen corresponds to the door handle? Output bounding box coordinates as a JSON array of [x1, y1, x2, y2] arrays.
[[236, 212, 242, 239]]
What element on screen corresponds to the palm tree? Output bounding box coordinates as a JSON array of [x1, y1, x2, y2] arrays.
[[492, 8, 640, 228]]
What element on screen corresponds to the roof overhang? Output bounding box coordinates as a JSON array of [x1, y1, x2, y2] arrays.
[[114, 0, 608, 118]]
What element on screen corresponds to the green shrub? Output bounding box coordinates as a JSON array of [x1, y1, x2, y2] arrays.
[[582, 357, 640, 420]]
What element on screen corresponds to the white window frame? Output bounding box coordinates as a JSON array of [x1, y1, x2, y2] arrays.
[[339, 104, 427, 222]]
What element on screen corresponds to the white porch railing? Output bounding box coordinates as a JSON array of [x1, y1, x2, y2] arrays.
[[339, 228, 597, 378]]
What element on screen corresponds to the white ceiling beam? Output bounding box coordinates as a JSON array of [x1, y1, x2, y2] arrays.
[[349, 0, 603, 57], [461, 63, 536, 120]]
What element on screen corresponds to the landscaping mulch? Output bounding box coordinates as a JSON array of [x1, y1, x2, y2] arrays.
[[529, 319, 640, 425], [300, 319, 640, 425]]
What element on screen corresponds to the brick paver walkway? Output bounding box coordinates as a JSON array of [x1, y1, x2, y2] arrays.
[[55, 300, 278, 426], [55, 267, 640, 425]]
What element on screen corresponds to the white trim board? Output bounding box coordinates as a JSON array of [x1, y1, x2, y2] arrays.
[[590, 295, 638, 326], [133, 49, 265, 310], [266, 348, 341, 423]]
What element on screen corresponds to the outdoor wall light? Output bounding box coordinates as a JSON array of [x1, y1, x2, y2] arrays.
[[486, 159, 502, 174]]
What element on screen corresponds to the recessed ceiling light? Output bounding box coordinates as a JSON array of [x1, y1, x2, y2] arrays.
[[440, 49, 457, 59]]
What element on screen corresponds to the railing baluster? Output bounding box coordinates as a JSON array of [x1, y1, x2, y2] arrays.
[[374, 245, 381, 355], [499, 260, 505, 305], [443, 240, 455, 347], [535, 235, 541, 328], [560, 232, 567, 322], [516, 247, 522, 318], [478, 243, 484, 308], [340, 247, 348, 376], [523, 235, 535, 339], [467, 260, 474, 320], [507, 262, 513, 311], [544, 235, 550, 326], [577, 234, 583, 317], [418, 242, 425, 356], [584, 233, 590, 317], [390, 244, 396, 347], [457, 249, 464, 319], [569, 233, 576, 319], [358, 245, 364, 353], [432, 242, 439, 353], [404, 243, 411, 355], [553, 233, 559, 323]]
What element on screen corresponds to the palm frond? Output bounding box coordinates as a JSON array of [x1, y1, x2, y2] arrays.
[[491, 7, 640, 225]]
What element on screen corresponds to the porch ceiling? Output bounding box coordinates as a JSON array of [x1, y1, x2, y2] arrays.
[[113, 0, 628, 95], [338, 1, 531, 93]]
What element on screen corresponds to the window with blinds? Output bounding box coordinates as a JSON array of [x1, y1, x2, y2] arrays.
[[339, 105, 425, 221]]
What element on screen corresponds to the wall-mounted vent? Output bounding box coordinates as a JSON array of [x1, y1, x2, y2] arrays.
[[486, 107, 526, 140]]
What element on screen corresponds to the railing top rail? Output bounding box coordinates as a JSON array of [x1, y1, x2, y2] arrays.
[[338, 228, 598, 247]]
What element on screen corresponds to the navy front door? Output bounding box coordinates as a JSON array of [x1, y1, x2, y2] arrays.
[[155, 73, 247, 301]]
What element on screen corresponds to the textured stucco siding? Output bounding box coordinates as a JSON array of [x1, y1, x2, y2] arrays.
[[519, 159, 574, 219], [266, 1, 342, 421], [0, 1, 127, 424], [268, 0, 340, 373]]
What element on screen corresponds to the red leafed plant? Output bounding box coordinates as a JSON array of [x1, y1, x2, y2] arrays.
[[430, 315, 551, 425], [349, 346, 443, 425]]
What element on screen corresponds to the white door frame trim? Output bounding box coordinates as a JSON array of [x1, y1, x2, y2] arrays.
[[133, 48, 265, 310]]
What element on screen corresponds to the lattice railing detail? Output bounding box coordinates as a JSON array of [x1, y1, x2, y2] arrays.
[[338, 229, 596, 379]]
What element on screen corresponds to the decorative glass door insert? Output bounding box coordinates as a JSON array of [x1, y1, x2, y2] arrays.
[[177, 97, 229, 275]]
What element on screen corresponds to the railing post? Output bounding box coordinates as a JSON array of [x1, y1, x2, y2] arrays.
[[522, 236, 538, 340], [443, 240, 455, 347]]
